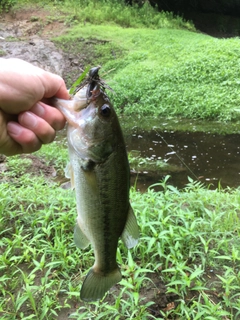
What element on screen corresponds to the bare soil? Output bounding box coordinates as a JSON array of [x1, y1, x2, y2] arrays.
[[0, 7, 84, 80], [0, 7, 227, 319]]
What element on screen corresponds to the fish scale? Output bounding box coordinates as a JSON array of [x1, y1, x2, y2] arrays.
[[52, 68, 139, 301]]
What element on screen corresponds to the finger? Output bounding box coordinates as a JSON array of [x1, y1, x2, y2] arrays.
[[41, 73, 70, 100], [30, 102, 66, 131], [55, 78, 70, 100], [0, 110, 22, 156], [0, 136, 23, 156], [18, 111, 56, 144], [7, 122, 42, 154]]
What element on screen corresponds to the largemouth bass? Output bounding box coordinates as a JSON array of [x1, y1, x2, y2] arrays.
[[53, 67, 139, 301]]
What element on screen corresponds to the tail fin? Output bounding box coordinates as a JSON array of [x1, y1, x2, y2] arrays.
[[80, 267, 122, 302]]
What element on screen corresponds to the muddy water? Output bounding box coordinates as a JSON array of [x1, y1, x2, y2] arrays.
[[56, 123, 240, 191], [126, 129, 240, 190]]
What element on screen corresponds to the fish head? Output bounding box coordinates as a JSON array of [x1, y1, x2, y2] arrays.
[[54, 85, 123, 163], [79, 86, 114, 139], [71, 86, 123, 162]]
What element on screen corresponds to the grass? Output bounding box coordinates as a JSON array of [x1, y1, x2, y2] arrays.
[[20, 0, 194, 31], [52, 21, 240, 121], [10, 0, 240, 121], [1, 1, 240, 319], [0, 50, 7, 57], [1, 148, 240, 319], [0, 0, 17, 13]]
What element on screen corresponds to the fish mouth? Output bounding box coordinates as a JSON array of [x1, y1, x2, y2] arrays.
[[72, 66, 101, 111], [86, 66, 101, 101], [52, 67, 102, 114]]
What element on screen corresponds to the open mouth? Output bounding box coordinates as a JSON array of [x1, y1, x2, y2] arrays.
[[86, 66, 101, 100]]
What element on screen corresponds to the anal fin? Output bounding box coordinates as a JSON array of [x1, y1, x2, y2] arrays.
[[121, 204, 139, 249], [74, 223, 90, 249]]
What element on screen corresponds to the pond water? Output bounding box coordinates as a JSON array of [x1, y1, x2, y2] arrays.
[[57, 117, 240, 191], [126, 128, 240, 191]]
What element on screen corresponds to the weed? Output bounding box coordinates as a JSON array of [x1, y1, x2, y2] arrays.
[[128, 151, 169, 172], [0, 50, 6, 57], [52, 23, 240, 121], [0, 0, 17, 13], [29, 16, 39, 22], [1, 152, 240, 318], [1, 1, 240, 318], [12, 1, 240, 121]]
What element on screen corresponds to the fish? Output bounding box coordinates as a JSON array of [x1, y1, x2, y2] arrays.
[[52, 67, 139, 302]]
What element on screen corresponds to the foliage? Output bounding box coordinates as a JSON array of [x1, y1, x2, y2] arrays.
[[52, 22, 240, 121], [14, 0, 240, 121], [1, 147, 240, 319], [105, 31, 240, 121], [155, 0, 240, 15], [21, 0, 194, 31], [68, 66, 90, 95], [6, 0, 240, 121], [1, 2, 240, 318], [0, 0, 17, 12], [0, 50, 7, 57]]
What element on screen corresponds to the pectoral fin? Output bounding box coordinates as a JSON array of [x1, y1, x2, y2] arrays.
[[69, 129, 90, 160], [70, 129, 113, 163], [121, 204, 139, 249], [64, 162, 75, 189], [74, 223, 90, 249]]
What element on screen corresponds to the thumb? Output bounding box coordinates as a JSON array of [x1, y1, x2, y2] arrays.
[[41, 73, 70, 100]]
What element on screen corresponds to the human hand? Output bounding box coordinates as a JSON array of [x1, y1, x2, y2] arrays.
[[0, 58, 70, 156]]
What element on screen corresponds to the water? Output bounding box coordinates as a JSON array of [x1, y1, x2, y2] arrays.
[[57, 118, 240, 191], [126, 129, 240, 191]]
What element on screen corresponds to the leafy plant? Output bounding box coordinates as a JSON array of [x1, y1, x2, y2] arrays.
[[0, 0, 17, 12], [1, 152, 240, 319], [2, 1, 240, 318], [69, 65, 90, 95]]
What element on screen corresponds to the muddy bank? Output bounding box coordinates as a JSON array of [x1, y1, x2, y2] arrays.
[[0, 8, 85, 79], [1, 10, 62, 73]]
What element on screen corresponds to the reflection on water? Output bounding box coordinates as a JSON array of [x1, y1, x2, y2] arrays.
[[126, 129, 240, 191], [56, 124, 240, 191]]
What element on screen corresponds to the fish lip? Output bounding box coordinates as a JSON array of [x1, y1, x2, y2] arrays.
[[87, 84, 101, 103], [86, 66, 101, 101], [53, 67, 102, 114]]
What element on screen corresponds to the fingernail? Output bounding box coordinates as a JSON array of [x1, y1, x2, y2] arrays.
[[7, 122, 23, 136], [34, 103, 45, 117], [20, 112, 38, 128]]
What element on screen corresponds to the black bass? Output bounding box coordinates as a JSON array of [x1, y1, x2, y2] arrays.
[[53, 68, 139, 301]]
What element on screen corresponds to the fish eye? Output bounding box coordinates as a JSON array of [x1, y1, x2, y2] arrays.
[[100, 104, 111, 117]]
